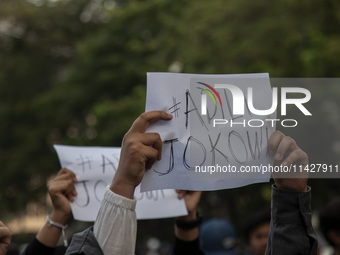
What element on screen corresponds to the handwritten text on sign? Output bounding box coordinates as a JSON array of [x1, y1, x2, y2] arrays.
[[142, 73, 276, 192], [54, 145, 187, 222]]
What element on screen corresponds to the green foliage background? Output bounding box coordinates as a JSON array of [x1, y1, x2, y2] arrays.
[[0, 0, 339, 248]]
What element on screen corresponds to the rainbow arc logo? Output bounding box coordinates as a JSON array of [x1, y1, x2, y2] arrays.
[[196, 82, 222, 115]]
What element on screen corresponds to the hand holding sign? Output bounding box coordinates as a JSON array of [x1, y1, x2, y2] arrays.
[[54, 144, 187, 221], [176, 190, 202, 217], [142, 73, 276, 192], [35, 168, 77, 248], [111, 111, 173, 199], [47, 168, 78, 225], [54, 111, 187, 222], [175, 190, 202, 241], [268, 131, 309, 192]]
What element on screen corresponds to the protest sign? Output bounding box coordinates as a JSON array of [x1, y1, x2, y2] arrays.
[[142, 73, 276, 191], [54, 145, 187, 221]]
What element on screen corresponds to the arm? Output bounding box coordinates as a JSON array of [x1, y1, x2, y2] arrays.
[[0, 221, 11, 255], [24, 168, 77, 254], [93, 111, 173, 255], [173, 190, 204, 255], [265, 131, 318, 255]]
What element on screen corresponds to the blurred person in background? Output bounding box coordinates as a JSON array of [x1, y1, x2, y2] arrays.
[[62, 112, 317, 255], [173, 190, 237, 254], [319, 198, 340, 255], [22, 168, 77, 255], [199, 218, 237, 255], [243, 209, 271, 255]]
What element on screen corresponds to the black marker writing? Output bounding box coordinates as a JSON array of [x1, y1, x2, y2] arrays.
[[169, 97, 181, 118], [74, 181, 90, 207], [208, 132, 229, 166], [246, 128, 263, 160], [76, 154, 93, 173], [228, 131, 248, 164], [185, 90, 208, 130], [154, 138, 179, 176], [136, 189, 166, 201], [101, 154, 118, 174], [183, 136, 206, 170], [94, 180, 108, 202]]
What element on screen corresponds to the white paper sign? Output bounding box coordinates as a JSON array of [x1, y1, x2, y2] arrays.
[[54, 145, 187, 221], [142, 73, 276, 192]]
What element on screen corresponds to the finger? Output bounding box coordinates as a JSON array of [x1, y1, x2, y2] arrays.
[[281, 149, 308, 167], [274, 136, 298, 161], [58, 168, 70, 175], [192, 191, 203, 199], [267, 131, 285, 156], [67, 191, 76, 202], [50, 179, 77, 202], [56, 169, 77, 182], [61, 179, 77, 197], [47, 168, 71, 183], [188, 191, 202, 202], [139, 133, 163, 160], [66, 180, 77, 199], [176, 190, 186, 199], [48, 171, 77, 188], [129, 111, 172, 134], [52, 185, 76, 203], [49, 179, 76, 198], [176, 189, 186, 194], [143, 146, 161, 169]]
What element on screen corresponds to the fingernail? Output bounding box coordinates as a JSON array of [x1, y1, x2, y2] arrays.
[[282, 161, 288, 166]]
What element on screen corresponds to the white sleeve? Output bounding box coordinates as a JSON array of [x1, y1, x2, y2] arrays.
[[93, 186, 137, 255]]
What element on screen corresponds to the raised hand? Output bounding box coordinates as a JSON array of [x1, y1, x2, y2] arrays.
[[48, 168, 77, 225], [111, 111, 173, 199], [268, 131, 309, 192]]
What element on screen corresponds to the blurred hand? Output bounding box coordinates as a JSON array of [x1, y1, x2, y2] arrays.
[[0, 221, 11, 255], [176, 190, 202, 220], [268, 131, 309, 192], [174, 191, 202, 241], [111, 111, 173, 199], [47, 168, 77, 225]]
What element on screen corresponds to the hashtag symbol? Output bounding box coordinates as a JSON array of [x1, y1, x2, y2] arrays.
[[168, 97, 181, 118], [77, 154, 92, 173]]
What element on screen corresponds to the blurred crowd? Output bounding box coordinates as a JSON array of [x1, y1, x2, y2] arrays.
[[1, 111, 338, 255]]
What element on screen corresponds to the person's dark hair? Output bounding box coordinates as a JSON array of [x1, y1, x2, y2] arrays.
[[243, 208, 271, 244], [319, 198, 340, 247]]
